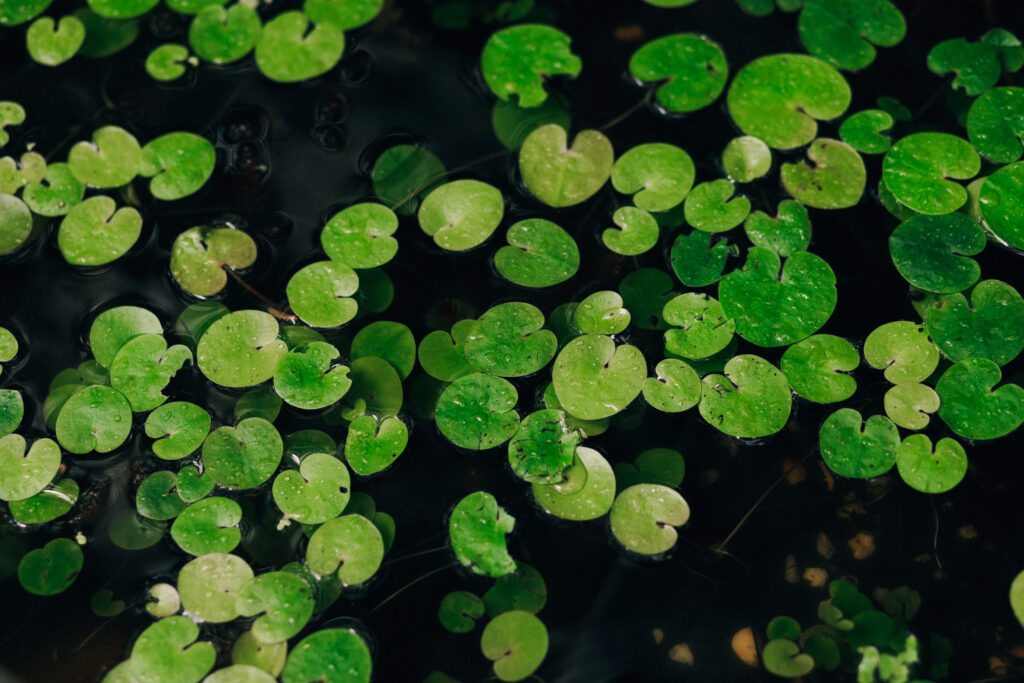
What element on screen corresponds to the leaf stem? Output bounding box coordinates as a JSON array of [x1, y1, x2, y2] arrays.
[[382, 545, 447, 566], [221, 266, 296, 322], [368, 563, 452, 614], [599, 84, 662, 132]]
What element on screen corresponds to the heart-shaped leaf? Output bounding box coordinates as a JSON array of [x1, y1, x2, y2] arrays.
[[57, 196, 142, 266], [532, 446, 615, 521], [371, 144, 445, 215], [839, 109, 894, 154], [684, 179, 750, 233], [0, 434, 60, 501], [889, 213, 985, 293], [68, 125, 140, 188], [781, 334, 858, 403], [438, 590, 485, 633], [272, 451, 350, 524], [507, 408, 580, 484], [236, 571, 314, 643], [171, 497, 243, 555], [722, 136, 772, 183], [494, 218, 579, 288], [609, 484, 690, 555], [171, 226, 257, 297], [669, 229, 733, 287], [699, 354, 792, 438], [281, 629, 372, 683], [286, 261, 360, 329], [797, 0, 906, 71], [629, 33, 728, 113], [519, 125, 613, 208], [202, 417, 282, 489], [90, 305, 162, 368], [449, 491, 516, 578], [177, 553, 253, 623], [321, 202, 399, 269], [418, 179, 504, 252], [936, 357, 1024, 439], [480, 24, 581, 107], [273, 341, 351, 410], [436, 372, 520, 450], [254, 11, 344, 83], [763, 639, 815, 677], [602, 206, 659, 256], [56, 385, 131, 454], [189, 3, 261, 64], [967, 87, 1024, 163], [611, 142, 695, 211], [145, 401, 210, 460], [109, 333, 192, 412], [145, 43, 189, 81], [418, 319, 475, 382], [480, 611, 549, 682], [819, 408, 900, 478], [979, 161, 1024, 250], [896, 434, 967, 493], [662, 292, 735, 360], [18, 537, 82, 596], [197, 310, 287, 387], [881, 133, 980, 215], [26, 15, 85, 66], [884, 382, 940, 430], [464, 302, 556, 377], [781, 138, 865, 209], [923, 279, 1024, 366], [552, 335, 645, 420], [344, 414, 408, 475], [306, 514, 384, 585], [138, 132, 215, 200], [22, 162, 86, 216]]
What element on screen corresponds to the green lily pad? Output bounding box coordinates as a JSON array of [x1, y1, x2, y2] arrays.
[[235, 385, 282, 422], [613, 448, 685, 491], [281, 629, 371, 683], [507, 408, 580, 484], [203, 417, 282, 489], [231, 629, 286, 676], [273, 342, 351, 410], [139, 132, 215, 201], [197, 310, 287, 388], [967, 87, 1024, 163], [18, 537, 82, 596], [9, 478, 78, 524], [135, 470, 187, 520], [927, 33, 1019, 96], [321, 202, 399, 269], [495, 218, 579, 288], [839, 109, 894, 154], [55, 384, 131, 454], [699, 354, 792, 438], [669, 229, 733, 287], [611, 143, 695, 211], [57, 196, 142, 266], [0, 150, 44, 195], [342, 355, 404, 417], [0, 327, 16, 363], [344, 414, 408, 475], [418, 179, 504, 252], [881, 132, 980, 215], [272, 451, 350, 524], [519, 125, 613, 208], [75, 8, 139, 58], [573, 290, 630, 335], [109, 334, 192, 411], [236, 571, 314, 644], [0, 388, 23, 436], [68, 125, 140, 188], [189, 3, 261, 64], [896, 435, 967, 493], [481, 563, 546, 620], [0, 101, 25, 146], [145, 43, 189, 81], [722, 136, 771, 183], [87, 0, 158, 19], [980, 161, 1024, 249], [684, 179, 750, 233], [719, 247, 837, 347], [351, 321, 415, 380], [464, 302, 556, 377], [22, 162, 85, 216], [178, 552, 253, 623], [619, 268, 675, 331], [438, 590, 485, 633], [176, 464, 214, 502], [884, 382, 940, 430], [110, 508, 167, 550], [863, 321, 939, 383], [286, 261, 360, 328], [727, 53, 851, 150], [26, 15, 85, 66], [480, 24, 581, 107], [171, 226, 257, 297], [763, 639, 815, 677], [922, 279, 1024, 366], [781, 138, 865, 209], [449, 491, 516, 578], [609, 484, 690, 555], [532, 446, 616, 521], [552, 335, 645, 420], [797, 0, 905, 71], [372, 144, 445, 215], [889, 213, 985, 293], [91, 588, 125, 617], [819, 408, 899, 478], [603, 206, 659, 256], [436, 373, 520, 450], [480, 611, 548, 682], [662, 292, 735, 360], [0, 0, 52, 27], [629, 33, 728, 113], [0, 194, 32, 254], [780, 334, 858, 403], [306, 514, 384, 585], [936, 357, 1024, 439], [0, 434, 60, 502], [171, 497, 243, 555], [254, 11, 344, 83], [418, 320, 475, 382], [304, 0, 382, 30], [1012, 571, 1024, 629]]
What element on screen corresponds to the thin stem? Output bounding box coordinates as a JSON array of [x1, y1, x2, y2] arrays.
[[714, 449, 816, 555], [222, 266, 296, 322], [914, 79, 949, 120], [389, 148, 513, 213], [930, 496, 944, 575], [66, 615, 117, 657], [382, 545, 447, 567], [369, 563, 451, 614], [600, 86, 661, 132]]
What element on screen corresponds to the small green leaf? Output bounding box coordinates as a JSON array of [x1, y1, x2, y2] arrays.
[[189, 3, 261, 64], [321, 202, 399, 269], [372, 144, 445, 216], [26, 15, 85, 66], [480, 24, 581, 107], [344, 414, 408, 475], [480, 611, 549, 682], [177, 553, 253, 623], [896, 435, 966, 493], [68, 125, 140, 188], [819, 408, 900, 479], [55, 385, 131, 454], [519, 125, 613, 208], [781, 138, 865, 209], [197, 310, 287, 387], [286, 261, 360, 329], [0, 435, 60, 502], [507, 408, 579, 484], [684, 179, 750, 233], [23, 162, 85, 216], [109, 334, 192, 412], [351, 320, 416, 379], [889, 213, 984, 293], [171, 497, 243, 555], [780, 334, 858, 403], [465, 302, 556, 377], [967, 87, 1024, 163], [797, 0, 905, 71], [629, 33, 728, 113], [203, 417, 283, 489], [923, 280, 1024, 366], [306, 514, 384, 585], [611, 143, 695, 211], [236, 571, 314, 644], [669, 229, 732, 287], [272, 451, 350, 524], [281, 629, 371, 683], [881, 133, 980, 215], [139, 132, 215, 200], [936, 357, 1024, 439], [254, 11, 344, 83], [573, 290, 630, 335], [609, 484, 690, 555], [552, 335, 645, 420], [449, 491, 516, 578], [763, 639, 815, 677], [884, 382, 940, 430], [0, 193, 33, 254], [603, 206, 659, 256], [439, 591, 485, 633], [57, 196, 141, 266], [699, 354, 792, 438], [495, 218, 579, 288], [436, 373, 520, 450], [18, 537, 82, 596], [145, 43, 189, 81], [171, 226, 257, 297], [663, 292, 735, 360], [980, 161, 1024, 250], [273, 342, 351, 410], [839, 109, 894, 154]]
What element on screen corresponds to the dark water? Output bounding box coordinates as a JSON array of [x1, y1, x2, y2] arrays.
[[2, 0, 1024, 681]]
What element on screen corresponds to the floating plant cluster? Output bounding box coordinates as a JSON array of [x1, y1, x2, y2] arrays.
[[1, 0, 1024, 681]]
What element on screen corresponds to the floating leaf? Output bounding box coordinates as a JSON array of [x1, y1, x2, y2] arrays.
[[306, 514, 384, 585], [781, 334, 858, 403], [699, 354, 792, 438], [344, 414, 407, 475], [619, 268, 675, 331], [236, 571, 314, 643], [663, 292, 735, 360], [495, 218, 579, 288], [519, 125, 613, 208], [889, 213, 984, 293], [896, 436, 966, 494], [189, 3, 261, 64], [171, 226, 257, 297], [797, 0, 905, 71], [272, 452, 350, 524], [67, 125, 140, 188], [480, 24, 581, 107], [0, 435, 60, 502], [57, 196, 142, 266], [923, 280, 1024, 366], [609, 484, 690, 555], [286, 261, 360, 329], [281, 629, 372, 683], [109, 334, 191, 412], [464, 302, 556, 377], [178, 553, 253, 623], [145, 43, 189, 81], [0, 101, 25, 145], [439, 591, 485, 633], [980, 161, 1024, 250], [197, 310, 287, 387], [75, 8, 139, 58], [967, 87, 1024, 163], [480, 611, 549, 682], [552, 335, 645, 420], [18, 537, 82, 596], [203, 417, 283, 489], [936, 357, 1024, 440], [418, 320, 475, 382], [532, 446, 615, 521], [927, 33, 1019, 96], [26, 15, 85, 66], [436, 373, 520, 450], [55, 385, 131, 454], [613, 448, 685, 490], [573, 290, 630, 335], [139, 132, 215, 201], [881, 133, 980, 215], [669, 229, 732, 287], [719, 248, 837, 347], [507, 408, 579, 484], [273, 342, 351, 410], [863, 321, 939, 383], [763, 639, 815, 677], [254, 11, 344, 83], [449, 491, 516, 578], [9, 478, 78, 524], [611, 143, 695, 211], [744, 200, 811, 259], [483, 562, 547, 618], [136, 471, 187, 520], [819, 408, 899, 478], [781, 138, 865, 209], [684, 179, 750, 233], [372, 145, 445, 216], [321, 203, 398, 269], [343, 356, 403, 416], [629, 33, 728, 113], [727, 53, 851, 150], [0, 194, 32, 254], [884, 382, 940, 430], [0, 150, 44, 194], [418, 179, 506, 252], [304, 0, 382, 30], [839, 109, 894, 154], [22, 162, 84, 217], [351, 321, 415, 380], [722, 136, 771, 183], [0, 388, 23, 436], [171, 497, 243, 555], [602, 206, 659, 256]]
